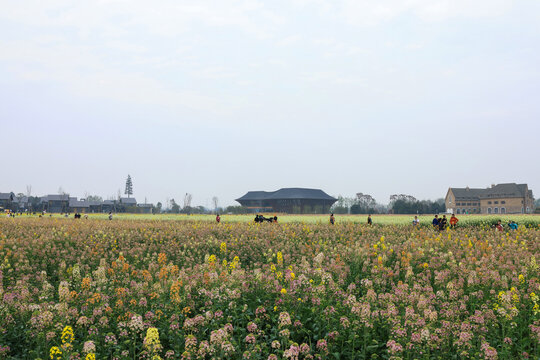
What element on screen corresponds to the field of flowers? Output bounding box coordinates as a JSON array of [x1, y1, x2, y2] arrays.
[[0, 218, 538, 359], [19, 213, 540, 227]]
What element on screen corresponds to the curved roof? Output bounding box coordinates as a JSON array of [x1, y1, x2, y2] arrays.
[[236, 188, 336, 201]]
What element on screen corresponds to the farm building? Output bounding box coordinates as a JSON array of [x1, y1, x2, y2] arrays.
[[69, 198, 104, 213], [41, 195, 70, 213], [137, 203, 154, 214], [445, 183, 535, 215], [236, 188, 337, 213], [69, 198, 90, 213], [0, 192, 16, 211]]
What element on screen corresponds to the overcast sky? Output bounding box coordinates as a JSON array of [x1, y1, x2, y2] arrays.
[[1, 0, 539, 207]]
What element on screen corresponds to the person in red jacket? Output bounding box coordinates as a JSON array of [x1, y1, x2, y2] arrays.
[[495, 220, 503, 231], [216, 214, 221, 223], [449, 214, 459, 228]]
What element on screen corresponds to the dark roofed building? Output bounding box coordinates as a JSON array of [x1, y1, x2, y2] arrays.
[[137, 203, 154, 214], [0, 192, 16, 211], [41, 194, 70, 213], [120, 197, 137, 206], [69, 198, 90, 213], [102, 200, 117, 213], [68, 198, 104, 213], [236, 188, 337, 213], [446, 183, 535, 214]]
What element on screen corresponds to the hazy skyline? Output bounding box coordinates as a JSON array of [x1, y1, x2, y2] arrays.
[[1, 1, 539, 207]]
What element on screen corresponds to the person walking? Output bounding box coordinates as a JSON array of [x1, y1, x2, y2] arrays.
[[412, 215, 420, 226], [495, 220, 504, 231], [329, 213, 335, 225], [508, 220, 518, 230], [367, 214, 372, 226], [108, 211, 113, 220], [216, 214, 221, 223], [449, 214, 459, 228]]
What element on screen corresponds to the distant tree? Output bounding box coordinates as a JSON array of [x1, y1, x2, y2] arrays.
[[535, 198, 540, 208], [155, 202, 163, 213], [331, 195, 355, 214], [389, 194, 417, 204], [212, 196, 219, 212], [86, 195, 103, 202], [170, 199, 180, 213], [225, 205, 246, 214], [29, 196, 41, 211], [26, 185, 32, 197], [352, 193, 378, 214], [58, 186, 68, 195], [125, 175, 133, 198], [183, 193, 193, 209], [196, 206, 206, 214]]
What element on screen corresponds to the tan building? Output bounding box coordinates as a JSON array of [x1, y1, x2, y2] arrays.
[[445, 183, 534, 215]]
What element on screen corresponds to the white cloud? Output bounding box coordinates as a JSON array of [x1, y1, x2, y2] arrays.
[[292, 0, 514, 25]]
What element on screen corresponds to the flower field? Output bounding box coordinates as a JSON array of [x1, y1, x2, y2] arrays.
[[0, 218, 539, 359]]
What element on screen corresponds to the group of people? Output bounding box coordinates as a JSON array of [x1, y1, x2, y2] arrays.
[[254, 214, 278, 223], [495, 220, 518, 231], [431, 214, 454, 230]]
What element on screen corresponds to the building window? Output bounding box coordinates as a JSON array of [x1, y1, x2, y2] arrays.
[[501, 207, 506, 214], [494, 207, 499, 214], [467, 203, 471, 206], [494, 201, 499, 204], [456, 209, 460, 214], [501, 201, 506, 204], [488, 208, 492, 214], [488, 201, 492, 205], [527, 207, 530, 213]]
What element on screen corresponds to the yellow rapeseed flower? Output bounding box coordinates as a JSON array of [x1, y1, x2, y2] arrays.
[[281, 288, 287, 295], [144, 327, 162, 353], [61, 326, 74, 344], [277, 251, 283, 266], [50, 346, 62, 360], [518, 274, 525, 284], [220, 242, 227, 253], [85, 353, 96, 360]]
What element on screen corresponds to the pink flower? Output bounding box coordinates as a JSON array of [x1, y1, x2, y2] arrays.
[[278, 312, 292, 327], [316, 339, 328, 354], [245, 334, 256, 344], [247, 322, 258, 333], [386, 340, 403, 355]]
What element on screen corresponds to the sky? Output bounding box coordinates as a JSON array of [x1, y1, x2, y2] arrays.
[[1, 0, 539, 208]]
